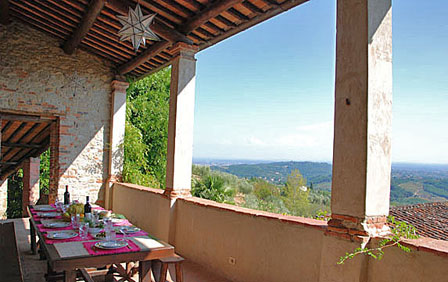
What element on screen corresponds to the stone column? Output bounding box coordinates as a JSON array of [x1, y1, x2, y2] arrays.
[[0, 179, 7, 219], [330, 0, 392, 235], [164, 43, 198, 199], [22, 157, 41, 216], [105, 80, 129, 209], [49, 120, 60, 204], [0, 117, 5, 219]]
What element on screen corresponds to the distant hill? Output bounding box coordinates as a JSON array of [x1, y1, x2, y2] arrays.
[[210, 161, 448, 206], [211, 161, 332, 187]]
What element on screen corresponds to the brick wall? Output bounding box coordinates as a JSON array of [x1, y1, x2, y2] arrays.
[[0, 22, 115, 205]]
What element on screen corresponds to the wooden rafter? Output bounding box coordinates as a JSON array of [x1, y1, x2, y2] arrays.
[[0, 0, 9, 25], [118, 40, 171, 75], [63, 0, 105, 55], [179, 0, 244, 34]]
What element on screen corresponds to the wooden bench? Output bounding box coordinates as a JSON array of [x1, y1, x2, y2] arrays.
[[157, 254, 185, 282], [0, 222, 24, 282]]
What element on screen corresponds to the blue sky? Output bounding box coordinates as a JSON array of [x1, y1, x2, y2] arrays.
[[192, 0, 448, 164]]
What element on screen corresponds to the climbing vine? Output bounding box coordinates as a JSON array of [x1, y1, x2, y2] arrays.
[[338, 216, 419, 264]]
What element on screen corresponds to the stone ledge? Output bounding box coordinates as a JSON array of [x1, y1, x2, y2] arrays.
[[113, 182, 167, 197], [400, 237, 448, 258], [180, 196, 327, 231]]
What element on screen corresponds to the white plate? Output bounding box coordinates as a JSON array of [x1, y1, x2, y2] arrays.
[[38, 212, 61, 218], [111, 218, 123, 224], [34, 206, 56, 211], [95, 240, 128, 250], [46, 231, 78, 240], [43, 222, 71, 228], [116, 226, 140, 234]]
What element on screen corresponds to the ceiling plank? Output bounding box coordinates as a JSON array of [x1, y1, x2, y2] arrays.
[[118, 41, 171, 75], [0, 0, 9, 25], [179, 0, 244, 34], [63, 0, 106, 55], [105, 0, 192, 44]]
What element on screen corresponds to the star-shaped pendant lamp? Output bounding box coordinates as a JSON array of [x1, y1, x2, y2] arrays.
[[117, 4, 160, 52]]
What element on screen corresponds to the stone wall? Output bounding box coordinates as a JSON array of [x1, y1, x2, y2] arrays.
[[0, 21, 115, 205]]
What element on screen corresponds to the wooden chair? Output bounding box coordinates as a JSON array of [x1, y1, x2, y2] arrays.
[[157, 254, 184, 282], [0, 222, 24, 282]]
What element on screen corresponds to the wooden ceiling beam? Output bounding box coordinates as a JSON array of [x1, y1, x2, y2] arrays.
[[63, 0, 106, 55], [0, 0, 9, 25], [2, 142, 43, 149], [118, 40, 171, 75], [179, 0, 244, 34], [105, 0, 192, 44], [0, 113, 53, 123]]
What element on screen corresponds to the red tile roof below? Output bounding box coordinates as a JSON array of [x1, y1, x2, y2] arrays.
[[390, 202, 448, 241]]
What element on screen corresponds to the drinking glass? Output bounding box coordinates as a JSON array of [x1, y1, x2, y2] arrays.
[[79, 222, 89, 240], [71, 214, 80, 229], [104, 218, 115, 241]]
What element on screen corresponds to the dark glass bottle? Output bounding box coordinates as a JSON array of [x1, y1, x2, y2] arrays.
[[84, 196, 92, 220], [63, 185, 70, 205]]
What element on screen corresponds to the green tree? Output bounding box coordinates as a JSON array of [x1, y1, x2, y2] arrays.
[[192, 175, 235, 204], [123, 67, 171, 188], [282, 169, 310, 217], [39, 148, 50, 195]]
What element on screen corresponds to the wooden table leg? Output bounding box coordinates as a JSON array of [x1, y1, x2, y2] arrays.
[[64, 270, 77, 282], [139, 260, 152, 282], [29, 218, 37, 255]]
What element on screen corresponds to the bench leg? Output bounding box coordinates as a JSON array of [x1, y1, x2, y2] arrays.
[[175, 262, 183, 282], [139, 260, 152, 282], [159, 263, 168, 282], [30, 218, 37, 255], [64, 270, 76, 282]]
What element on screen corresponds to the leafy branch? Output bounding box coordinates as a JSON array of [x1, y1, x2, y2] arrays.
[[338, 216, 419, 264]]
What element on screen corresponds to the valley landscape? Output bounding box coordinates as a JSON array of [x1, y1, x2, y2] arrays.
[[201, 160, 448, 207]]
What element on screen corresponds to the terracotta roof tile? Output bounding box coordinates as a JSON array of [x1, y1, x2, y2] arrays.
[[390, 202, 448, 241]]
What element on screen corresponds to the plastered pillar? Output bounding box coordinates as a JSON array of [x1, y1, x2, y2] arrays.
[[164, 43, 198, 199], [105, 80, 128, 209], [22, 157, 40, 216], [164, 43, 198, 245], [0, 179, 7, 219], [330, 0, 392, 235], [0, 117, 5, 219]]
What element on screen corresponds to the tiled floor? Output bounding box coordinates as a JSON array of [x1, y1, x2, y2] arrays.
[[3, 218, 232, 282]]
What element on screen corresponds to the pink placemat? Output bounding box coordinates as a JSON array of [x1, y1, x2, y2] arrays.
[[116, 230, 148, 238], [83, 240, 140, 255], [33, 215, 63, 221], [30, 208, 58, 214], [37, 224, 74, 232], [44, 233, 95, 244]]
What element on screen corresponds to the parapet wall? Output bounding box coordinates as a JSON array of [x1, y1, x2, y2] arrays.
[[112, 182, 448, 282], [0, 22, 115, 204]]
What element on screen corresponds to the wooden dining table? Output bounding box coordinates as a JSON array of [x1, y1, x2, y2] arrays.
[[27, 205, 174, 282]]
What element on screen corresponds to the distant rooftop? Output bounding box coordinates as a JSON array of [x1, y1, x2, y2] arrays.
[[390, 202, 448, 241]]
